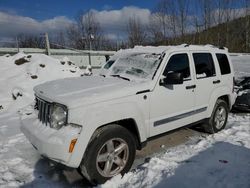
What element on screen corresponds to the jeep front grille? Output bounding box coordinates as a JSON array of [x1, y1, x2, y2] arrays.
[[35, 97, 51, 125]]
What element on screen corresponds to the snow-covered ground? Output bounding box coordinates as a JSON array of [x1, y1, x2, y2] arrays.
[[103, 114, 250, 188], [230, 54, 250, 79], [0, 52, 249, 188]]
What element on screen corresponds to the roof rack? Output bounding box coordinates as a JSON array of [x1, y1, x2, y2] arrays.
[[179, 44, 189, 47], [205, 44, 226, 50]]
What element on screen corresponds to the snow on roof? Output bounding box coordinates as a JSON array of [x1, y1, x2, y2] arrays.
[[111, 44, 228, 60]]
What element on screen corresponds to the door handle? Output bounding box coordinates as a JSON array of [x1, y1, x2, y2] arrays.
[[186, 85, 196, 90], [213, 80, 221, 84]]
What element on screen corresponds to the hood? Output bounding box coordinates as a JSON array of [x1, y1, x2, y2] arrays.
[[34, 76, 151, 108]]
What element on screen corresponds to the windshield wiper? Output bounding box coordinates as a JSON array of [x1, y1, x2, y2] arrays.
[[110, 74, 130, 81]]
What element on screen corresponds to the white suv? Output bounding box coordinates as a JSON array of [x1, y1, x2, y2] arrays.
[[21, 45, 235, 184]]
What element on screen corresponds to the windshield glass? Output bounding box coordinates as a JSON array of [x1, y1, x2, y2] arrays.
[[108, 53, 163, 81]]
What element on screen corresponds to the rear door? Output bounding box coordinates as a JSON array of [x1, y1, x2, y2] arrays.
[[191, 51, 220, 122]]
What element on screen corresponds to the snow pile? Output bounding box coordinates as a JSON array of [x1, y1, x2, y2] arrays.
[[102, 114, 250, 188], [230, 54, 250, 79], [0, 52, 82, 113]]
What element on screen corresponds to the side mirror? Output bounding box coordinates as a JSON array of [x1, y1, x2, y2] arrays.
[[160, 72, 184, 85]]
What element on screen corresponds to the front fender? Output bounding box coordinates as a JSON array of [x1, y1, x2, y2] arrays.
[[66, 95, 149, 167]]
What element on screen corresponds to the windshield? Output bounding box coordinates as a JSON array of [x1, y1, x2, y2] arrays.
[[107, 53, 163, 81]]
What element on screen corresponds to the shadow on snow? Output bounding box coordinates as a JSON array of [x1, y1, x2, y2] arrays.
[[155, 142, 250, 188]]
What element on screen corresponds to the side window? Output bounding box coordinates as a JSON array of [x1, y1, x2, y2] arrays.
[[193, 53, 216, 79], [164, 54, 191, 80], [103, 60, 115, 69], [216, 53, 231, 75]]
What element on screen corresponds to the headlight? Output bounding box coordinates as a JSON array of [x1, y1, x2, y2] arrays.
[[50, 104, 67, 130]]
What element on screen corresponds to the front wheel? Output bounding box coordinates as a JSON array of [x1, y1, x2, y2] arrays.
[[204, 99, 229, 133], [78, 124, 136, 185]]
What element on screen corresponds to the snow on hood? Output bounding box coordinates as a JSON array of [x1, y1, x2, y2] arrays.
[[34, 76, 149, 108]]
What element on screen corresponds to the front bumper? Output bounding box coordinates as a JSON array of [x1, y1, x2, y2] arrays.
[[20, 113, 81, 167]]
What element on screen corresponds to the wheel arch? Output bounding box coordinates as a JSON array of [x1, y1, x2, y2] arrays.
[[207, 86, 232, 117], [218, 95, 230, 108], [90, 118, 144, 150]]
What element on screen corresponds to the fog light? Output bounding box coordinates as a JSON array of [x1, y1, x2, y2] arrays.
[[69, 139, 77, 153]]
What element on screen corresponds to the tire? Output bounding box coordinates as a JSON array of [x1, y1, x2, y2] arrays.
[[203, 99, 229, 134], [78, 124, 136, 185]]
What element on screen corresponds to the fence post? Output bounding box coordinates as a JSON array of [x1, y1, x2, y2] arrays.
[[45, 33, 51, 56]]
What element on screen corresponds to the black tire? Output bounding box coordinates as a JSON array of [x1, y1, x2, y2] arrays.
[[78, 124, 136, 185], [203, 99, 229, 134]]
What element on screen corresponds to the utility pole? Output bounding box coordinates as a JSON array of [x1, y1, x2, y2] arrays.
[[246, 0, 250, 52], [45, 33, 51, 56], [16, 36, 19, 53], [116, 35, 120, 51], [88, 27, 94, 65], [88, 35, 92, 66]]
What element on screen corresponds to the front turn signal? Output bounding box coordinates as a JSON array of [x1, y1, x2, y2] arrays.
[[69, 139, 77, 153]]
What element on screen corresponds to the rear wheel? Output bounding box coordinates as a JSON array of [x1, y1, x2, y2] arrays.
[[203, 99, 229, 133], [78, 124, 136, 185]]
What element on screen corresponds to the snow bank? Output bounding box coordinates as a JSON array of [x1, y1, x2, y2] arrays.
[[0, 52, 82, 113], [230, 54, 250, 79]]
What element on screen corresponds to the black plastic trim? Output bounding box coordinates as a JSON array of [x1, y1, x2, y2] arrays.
[[154, 107, 207, 127], [136, 90, 151, 95], [139, 118, 209, 150]]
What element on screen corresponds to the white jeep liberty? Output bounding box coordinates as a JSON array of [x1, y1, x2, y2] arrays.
[[21, 45, 235, 184]]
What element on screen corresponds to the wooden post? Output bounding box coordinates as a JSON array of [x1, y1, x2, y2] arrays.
[[45, 33, 51, 56]]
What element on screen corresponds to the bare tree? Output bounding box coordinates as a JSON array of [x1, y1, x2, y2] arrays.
[[17, 34, 44, 48], [245, 0, 250, 51], [50, 31, 66, 49], [153, 0, 190, 43], [82, 11, 103, 50], [149, 14, 166, 44], [175, 0, 189, 38], [198, 0, 213, 30], [150, 0, 170, 43], [127, 17, 147, 47], [67, 10, 103, 50], [191, 0, 204, 44]]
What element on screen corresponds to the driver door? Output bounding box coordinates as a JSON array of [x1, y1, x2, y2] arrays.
[[149, 52, 195, 137]]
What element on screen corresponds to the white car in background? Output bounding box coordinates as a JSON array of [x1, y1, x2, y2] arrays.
[[21, 45, 235, 184]]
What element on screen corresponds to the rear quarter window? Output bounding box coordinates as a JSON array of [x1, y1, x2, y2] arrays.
[[104, 60, 115, 69], [216, 54, 231, 75]]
